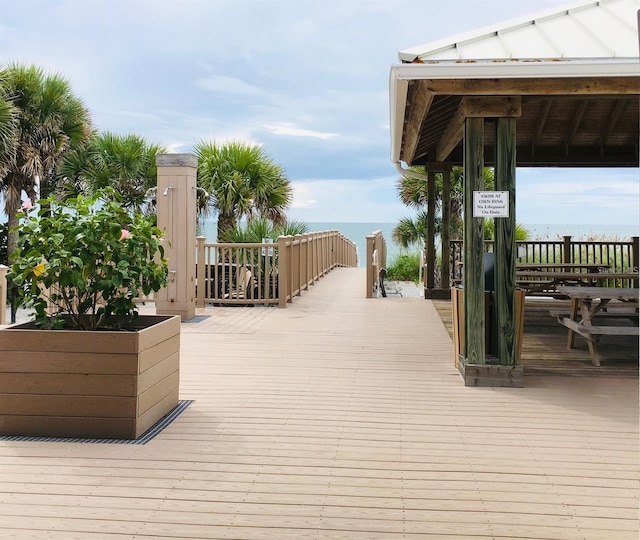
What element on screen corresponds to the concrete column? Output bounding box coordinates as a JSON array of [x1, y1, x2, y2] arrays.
[[155, 154, 198, 321]]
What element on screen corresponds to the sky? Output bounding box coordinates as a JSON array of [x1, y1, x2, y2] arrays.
[[0, 0, 638, 229]]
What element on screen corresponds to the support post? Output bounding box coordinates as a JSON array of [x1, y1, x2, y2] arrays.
[[155, 154, 197, 321], [426, 169, 436, 291], [494, 117, 518, 366], [462, 117, 486, 365], [196, 236, 206, 308], [441, 167, 451, 289]]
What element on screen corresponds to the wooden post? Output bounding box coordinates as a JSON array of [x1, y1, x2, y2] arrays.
[[155, 154, 197, 321], [563, 235, 572, 263], [196, 236, 206, 308], [277, 235, 291, 308], [366, 234, 375, 298], [494, 117, 518, 366], [442, 167, 451, 289], [463, 117, 486, 365], [426, 169, 436, 290]]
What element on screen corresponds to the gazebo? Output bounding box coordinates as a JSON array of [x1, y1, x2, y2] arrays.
[[388, 0, 639, 386]]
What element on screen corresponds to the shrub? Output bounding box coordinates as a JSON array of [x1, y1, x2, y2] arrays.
[[385, 252, 421, 283], [8, 190, 168, 330]]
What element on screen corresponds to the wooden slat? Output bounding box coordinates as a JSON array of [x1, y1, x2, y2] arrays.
[[0, 268, 637, 539]]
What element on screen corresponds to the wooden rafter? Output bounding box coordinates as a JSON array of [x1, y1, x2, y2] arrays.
[[401, 82, 433, 163], [599, 98, 628, 149], [436, 97, 521, 161], [565, 99, 588, 153]]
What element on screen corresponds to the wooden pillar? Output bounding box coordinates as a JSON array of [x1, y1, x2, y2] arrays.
[[441, 167, 451, 289], [494, 118, 517, 365], [462, 117, 486, 365], [426, 169, 436, 290], [155, 154, 197, 321]]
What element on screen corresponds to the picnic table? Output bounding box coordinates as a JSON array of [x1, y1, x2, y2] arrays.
[[551, 286, 639, 366], [516, 263, 636, 296]]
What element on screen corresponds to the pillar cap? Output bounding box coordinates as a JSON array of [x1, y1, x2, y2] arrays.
[[156, 153, 198, 167]]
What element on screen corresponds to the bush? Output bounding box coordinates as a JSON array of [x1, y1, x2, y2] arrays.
[[385, 252, 421, 283], [8, 190, 168, 330]]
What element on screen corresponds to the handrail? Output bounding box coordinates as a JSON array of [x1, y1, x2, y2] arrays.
[[196, 230, 357, 308]]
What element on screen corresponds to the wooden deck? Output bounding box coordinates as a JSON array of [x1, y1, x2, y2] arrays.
[[0, 267, 638, 539]]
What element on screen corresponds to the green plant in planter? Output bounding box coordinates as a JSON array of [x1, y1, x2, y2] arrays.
[[8, 189, 168, 330]]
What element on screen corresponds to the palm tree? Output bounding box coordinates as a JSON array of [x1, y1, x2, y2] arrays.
[[0, 64, 91, 261], [394, 166, 494, 246], [57, 132, 166, 212], [218, 216, 309, 243], [392, 211, 428, 250], [194, 140, 293, 238], [0, 71, 18, 182]]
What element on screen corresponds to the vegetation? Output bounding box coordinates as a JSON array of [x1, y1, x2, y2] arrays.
[[195, 140, 293, 238], [56, 132, 166, 213], [217, 217, 309, 243], [0, 70, 17, 182], [7, 190, 167, 330], [0, 64, 92, 261], [385, 252, 421, 283], [394, 166, 530, 250]]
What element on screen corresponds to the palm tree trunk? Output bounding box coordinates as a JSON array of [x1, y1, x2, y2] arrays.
[[7, 207, 19, 264]]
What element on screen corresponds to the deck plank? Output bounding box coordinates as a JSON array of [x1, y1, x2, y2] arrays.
[[0, 268, 638, 539]]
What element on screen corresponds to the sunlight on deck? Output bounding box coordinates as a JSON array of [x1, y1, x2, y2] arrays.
[[0, 267, 638, 539]]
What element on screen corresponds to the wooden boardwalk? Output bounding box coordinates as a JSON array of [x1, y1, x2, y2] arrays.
[[0, 267, 638, 539]]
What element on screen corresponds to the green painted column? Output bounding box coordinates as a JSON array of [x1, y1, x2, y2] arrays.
[[463, 117, 485, 365], [426, 169, 436, 290], [494, 118, 518, 365]]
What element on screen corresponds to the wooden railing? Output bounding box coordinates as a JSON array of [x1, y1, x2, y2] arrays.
[[195, 230, 357, 307], [365, 230, 387, 298], [450, 236, 639, 289]]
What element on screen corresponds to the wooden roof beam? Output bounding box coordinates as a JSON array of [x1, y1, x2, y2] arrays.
[[423, 77, 639, 96], [436, 96, 521, 161], [401, 81, 434, 163]]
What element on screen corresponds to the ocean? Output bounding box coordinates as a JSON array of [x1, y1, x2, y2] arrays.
[[199, 220, 638, 268]]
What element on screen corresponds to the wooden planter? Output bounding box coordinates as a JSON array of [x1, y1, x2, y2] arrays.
[[0, 315, 181, 440]]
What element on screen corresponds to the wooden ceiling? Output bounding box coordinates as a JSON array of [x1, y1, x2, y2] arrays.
[[400, 76, 639, 168]]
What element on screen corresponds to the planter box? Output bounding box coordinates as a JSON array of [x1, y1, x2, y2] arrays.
[[0, 315, 181, 440]]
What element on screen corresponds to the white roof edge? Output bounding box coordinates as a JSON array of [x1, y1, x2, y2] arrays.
[[390, 59, 640, 80], [398, 0, 604, 63], [388, 59, 640, 163]]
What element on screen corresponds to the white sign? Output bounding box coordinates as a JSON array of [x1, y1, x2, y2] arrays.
[[473, 191, 510, 218]]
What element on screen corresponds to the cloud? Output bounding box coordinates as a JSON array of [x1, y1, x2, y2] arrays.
[[195, 75, 265, 97], [288, 176, 415, 223], [263, 123, 338, 140]]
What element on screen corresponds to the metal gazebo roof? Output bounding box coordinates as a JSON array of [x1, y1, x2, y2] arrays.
[[389, 0, 640, 168]]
